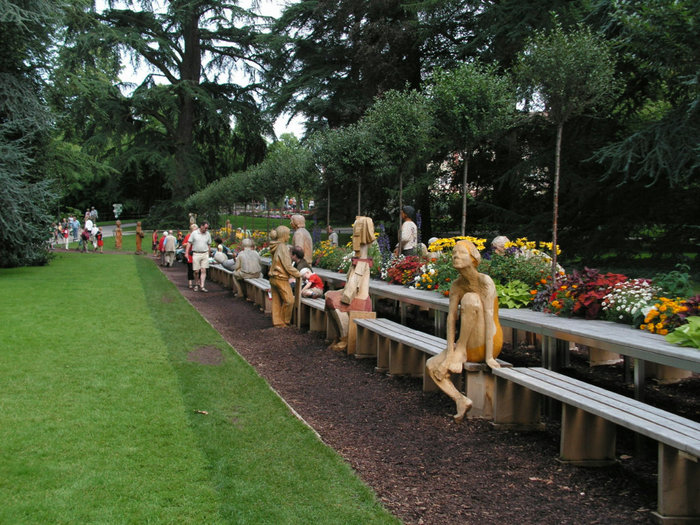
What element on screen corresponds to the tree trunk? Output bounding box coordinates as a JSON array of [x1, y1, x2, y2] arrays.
[[398, 172, 404, 247], [173, 8, 201, 201], [357, 178, 362, 216], [461, 149, 469, 236], [326, 183, 330, 227], [552, 122, 563, 284]]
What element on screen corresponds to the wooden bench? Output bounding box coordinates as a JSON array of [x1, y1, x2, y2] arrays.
[[492, 366, 700, 523], [244, 277, 271, 315], [353, 317, 511, 418]]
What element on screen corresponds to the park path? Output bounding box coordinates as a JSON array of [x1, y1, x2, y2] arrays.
[[100, 222, 136, 238]]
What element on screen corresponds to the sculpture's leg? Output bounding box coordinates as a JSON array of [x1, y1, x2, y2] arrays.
[[233, 278, 244, 297], [328, 310, 349, 350], [426, 352, 472, 422], [457, 293, 486, 365], [269, 279, 285, 327], [281, 284, 295, 325]]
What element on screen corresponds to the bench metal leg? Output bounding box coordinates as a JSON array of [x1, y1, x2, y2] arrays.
[[634, 358, 646, 401], [559, 405, 616, 466], [493, 377, 542, 429], [653, 444, 700, 524]]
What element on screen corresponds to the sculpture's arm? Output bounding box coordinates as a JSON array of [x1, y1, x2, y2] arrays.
[[444, 282, 462, 353]]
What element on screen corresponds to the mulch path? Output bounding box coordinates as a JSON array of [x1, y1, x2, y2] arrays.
[[156, 258, 700, 525]]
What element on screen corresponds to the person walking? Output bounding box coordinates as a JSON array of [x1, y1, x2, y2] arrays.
[[164, 230, 177, 267], [188, 222, 212, 292], [152, 230, 159, 256], [182, 224, 197, 289]]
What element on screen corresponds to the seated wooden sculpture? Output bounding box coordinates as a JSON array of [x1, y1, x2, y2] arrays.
[[426, 240, 503, 422], [325, 216, 375, 350]]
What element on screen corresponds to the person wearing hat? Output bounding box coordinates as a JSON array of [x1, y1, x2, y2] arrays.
[[396, 205, 417, 257]]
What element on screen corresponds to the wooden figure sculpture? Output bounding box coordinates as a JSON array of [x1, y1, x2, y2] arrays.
[[114, 220, 123, 250], [325, 216, 375, 350], [268, 225, 301, 327], [135, 221, 144, 254], [426, 239, 503, 422]]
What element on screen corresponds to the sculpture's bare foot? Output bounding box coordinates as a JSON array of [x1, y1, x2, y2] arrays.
[[329, 340, 347, 351], [486, 358, 501, 369], [453, 396, 473, 423]]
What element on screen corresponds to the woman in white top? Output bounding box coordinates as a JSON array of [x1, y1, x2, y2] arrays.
[[396, 205, 417, 256]]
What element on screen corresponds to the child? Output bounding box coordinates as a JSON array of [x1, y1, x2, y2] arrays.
[[96, 227, 104, 253], [299, 267, 324, 298]]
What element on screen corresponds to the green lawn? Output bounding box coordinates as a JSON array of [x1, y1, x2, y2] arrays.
[[0, 253, 398, 524]]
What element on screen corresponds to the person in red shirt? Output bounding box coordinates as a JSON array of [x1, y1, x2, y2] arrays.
[[182, 224, 197, 289], [299, 267, 324, 298]]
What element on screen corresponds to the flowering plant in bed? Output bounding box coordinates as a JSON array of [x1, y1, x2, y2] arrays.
[[313, 240, 347, 271], [640, 295, 699, 336], [384, 255, 425, 285], [546, 268, 628, 320], [601, 278, 659, 325], [411, 253, 457, 296]]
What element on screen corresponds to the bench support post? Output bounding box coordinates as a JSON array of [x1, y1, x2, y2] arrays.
[[493, 377, 542, 429], [653, 444, 700, 524], [463, 361, 511, 419], [389, 342, 425, 377], [347, 311, 376, 355], [559, 405, 616, 466]]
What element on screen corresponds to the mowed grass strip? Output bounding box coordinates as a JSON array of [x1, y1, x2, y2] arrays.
[[0, 253, 398, 524]]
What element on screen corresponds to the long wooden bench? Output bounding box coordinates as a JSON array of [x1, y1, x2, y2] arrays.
[[262, 259, 700, 397], [353, 317, 511, 418], [492, 366, 700, 523], [244, 277, 271, 315]]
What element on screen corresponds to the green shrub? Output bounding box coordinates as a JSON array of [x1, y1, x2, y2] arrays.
[[653, 264, 693, 297], [479, 252, 551, 289], [495, 280, 533, 308]]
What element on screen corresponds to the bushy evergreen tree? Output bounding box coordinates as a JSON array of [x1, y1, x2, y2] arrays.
[[0, 0, 59, 267]]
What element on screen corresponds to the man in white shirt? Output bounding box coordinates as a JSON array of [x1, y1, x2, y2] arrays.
[[188, 222, 212, 292]]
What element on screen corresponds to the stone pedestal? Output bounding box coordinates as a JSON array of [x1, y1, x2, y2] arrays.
[[588, 346, 623, 366], [645, 363, 693, 384]]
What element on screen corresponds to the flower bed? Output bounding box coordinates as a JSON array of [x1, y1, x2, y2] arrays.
[[240, 229, 700, 348]]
